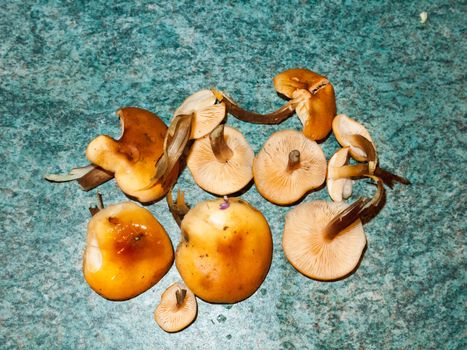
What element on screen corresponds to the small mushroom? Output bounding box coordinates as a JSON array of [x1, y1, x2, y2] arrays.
[[86, 107, 178, 202], [154, 282, 197, 333], [282, 200, 366, 280], [253, 130, 326, 205], [327, 147, 354, 202], [274, 68, 336, 141], [174, 89, 226, 139], [187, 124, 254, 195], [213, 68, 336, 140], [332, 114, 375, 162]]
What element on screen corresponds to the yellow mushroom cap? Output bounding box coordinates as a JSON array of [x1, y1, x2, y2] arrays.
[[282, 200, 366, 280], [327, 147, 353, 202], [187, 126, 254, 195], [86, 107, 178, 202], [154, 282, 197, 333], [273, 68, 325, 98], [174, 89, 226, 139], [83, 202, 174, 300], [253, 130, 326, 205], [332, 114, 375, 162]]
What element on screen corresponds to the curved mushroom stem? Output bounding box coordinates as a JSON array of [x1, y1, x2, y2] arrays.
[[347, 134, 377, 173], [210, 123, 233, 163], [153, 114, 193, 183], [213, 89, 296, 125], [323, 176, 384, 241], [166, 188, 191, 227], [175, 288, 187, 307], [330, 163, 370, 179], [287, 150, 301, 172], [89, 191, 105, 216], [374, 167, 411, 188]]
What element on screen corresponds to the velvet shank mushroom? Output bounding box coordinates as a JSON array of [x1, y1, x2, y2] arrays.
[[86, 107, 179, 202], [327, 147, 354, 202], [187, 124, 254, 195], [282, 176, 384, 280], [253, 130, 326, 205], [154, 282, 197, 333], [173, 89, 226, 139]]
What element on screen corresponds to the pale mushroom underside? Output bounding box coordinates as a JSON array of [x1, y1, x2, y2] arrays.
[[333, 114, 374, 161], [283, 201, 366, 280], [327, 147, 353, 202]]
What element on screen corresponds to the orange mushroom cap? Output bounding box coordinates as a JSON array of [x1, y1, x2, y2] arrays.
[[86, 107, 178, 202]]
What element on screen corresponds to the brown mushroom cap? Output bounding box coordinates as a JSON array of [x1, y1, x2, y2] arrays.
[[282, 200, 366, 280], [174, 89, 226, 139], [154, 282, 197, 333], [327, 147, 353, 202], [86, 107, 178, 202], [253, 130, 326, 205], [273, 68, 336, 141], [187, 125, 254, 195], [332, 114, 375, 162]]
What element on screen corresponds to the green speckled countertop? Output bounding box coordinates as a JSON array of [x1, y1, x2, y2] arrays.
[[1, 1, 465, 349]]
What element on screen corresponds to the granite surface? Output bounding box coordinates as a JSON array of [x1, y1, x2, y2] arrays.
[[1, 1, 465, 349]]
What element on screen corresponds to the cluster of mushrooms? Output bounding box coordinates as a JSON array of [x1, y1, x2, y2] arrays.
[[46, 68, 409, 332]]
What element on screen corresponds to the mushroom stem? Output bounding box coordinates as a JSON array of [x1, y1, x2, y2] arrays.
[[89, 191, 105, 216], [323, 176, 384, 240], [175, 288, 187, 307], [287, 150, 301, 172], [213, 89, 296, 125], [374, 167, 411, 188], [330, 164, 369, 179], [209, 123, 233, 163], [78, 166, 114, 191], [166, 188, 190, 227]]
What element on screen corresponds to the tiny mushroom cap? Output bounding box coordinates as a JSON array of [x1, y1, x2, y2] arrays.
[[154, 282, 197, 333], [282, 200, 366, 280], [187, 124, 254, 195], [86, 107, 178, 202], [327, 147, 354, 202], [253, 130, 327, 205], [174, 89, 226, 140], [332, 114, 375, 162], [273, 68, 337, 141]]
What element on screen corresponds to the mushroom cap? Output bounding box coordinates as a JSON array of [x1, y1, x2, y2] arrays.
[[273, 68, 336, 141], [332, 114, 375, 162], [273, 68, 326, 99], [83, 202, 174, 300], [174, 89, 226, 139], [154, 282, 197, 333], [327, 147, 353, 202], [175, 197, 272, 303], [253, 130, 327, 205], [282, 200, 366, 280], [86, 107, 178, 202], [187, 126, 254, 195]]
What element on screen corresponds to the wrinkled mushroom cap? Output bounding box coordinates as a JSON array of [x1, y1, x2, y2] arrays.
[[154, 282, 197, 333], [332, 114, 375, 162], [187, 126, 254, 195], [86, 107, 178, 202], [83, 202, 174, 300], [282, 200, 366, 280], [253, 130, 326, 205], [174, 90, 226, 139], [327, 147, 353, 202]]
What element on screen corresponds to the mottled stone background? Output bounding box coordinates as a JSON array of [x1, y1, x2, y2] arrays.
[[1, 1, 465, 349]]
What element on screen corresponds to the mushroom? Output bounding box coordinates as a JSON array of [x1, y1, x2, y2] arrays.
[[327, 147, 354, 202], [213, 68, 336, 141], [186, 124, 254, 195], [173, 89, 226, 139], [83, 197, 174, 300], [86, 107, 179, 203], [154, 282, 197, 333], [282, 176, 384, 280], [253, 130, 326, 205], [274, 68, 336, 141], [333, 114, 410, 187], [44, 164, 113, 191]]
